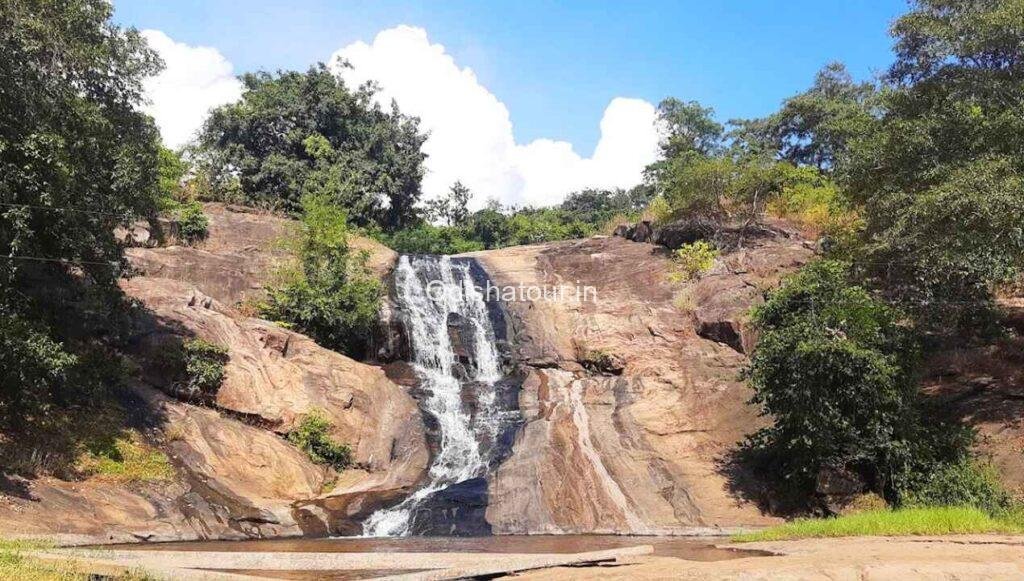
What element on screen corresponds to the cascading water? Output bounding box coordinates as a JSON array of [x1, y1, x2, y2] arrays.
[[362, 255, 512, 537]]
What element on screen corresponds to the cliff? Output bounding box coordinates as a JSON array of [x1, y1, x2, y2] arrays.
[[0, 204, 426, 543], [467, 228, 814, 533]]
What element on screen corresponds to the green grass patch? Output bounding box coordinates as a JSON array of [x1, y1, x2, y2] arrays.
[[733, 507, 1024, 542], [0, 539, 158, 580], [75, 431, 175, 483]]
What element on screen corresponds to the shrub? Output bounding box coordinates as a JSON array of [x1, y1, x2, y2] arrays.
[[643, 195, 673, 225], [288, 410, 353, 470], [381, 223, 484, 254], [742, 260, 932, 496], [164, 338, 229, 402], [900, 460, 1016, 517], [261, 194, 382, 358], [671, 241, 718, 281], [174, 200, 210, 245]]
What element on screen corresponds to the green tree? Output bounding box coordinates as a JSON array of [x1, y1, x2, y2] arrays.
[[199, 66, 427, 230], [842, 0, 1024, 333], [732, 62, 878, 170], [425, 181, 473, 226], [743, 260, 956, 497], [0, 0, 162, 426], [260, 194, 383, 358]]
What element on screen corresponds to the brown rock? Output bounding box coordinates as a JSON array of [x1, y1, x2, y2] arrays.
[[469, 233, 810, 533]]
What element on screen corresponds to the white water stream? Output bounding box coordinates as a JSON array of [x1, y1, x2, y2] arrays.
[[362, 255, 503, 537]]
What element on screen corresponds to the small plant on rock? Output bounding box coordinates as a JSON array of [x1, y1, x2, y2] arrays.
[[288, 409, 353, 471], [164, 338, 229, 402], [670, 240, 719, 282]]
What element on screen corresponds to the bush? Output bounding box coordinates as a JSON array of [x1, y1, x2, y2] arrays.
[[671, 241, 718, 281], [288, 410, 352, 470], [163, 338, 229, 402], [381, 223, 484, 254], [743, 260, 925, 493], [643, 195, 673, 224], [0, 313, 78, 429], [261, 194, 383, 357], [900, 460, 1016, 517], [174, 200, 210, 245]]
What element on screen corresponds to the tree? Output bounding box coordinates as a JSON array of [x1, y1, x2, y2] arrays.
[[744, 261, 927, 494], [199, 66, 427, 231], [260, 194, 383, 358], [655, 98, 724, 159], [842, 0, 1024, 333], [0, 0, 162, 426], [731, 62, 878, 170], [425, 181, 472, 226]]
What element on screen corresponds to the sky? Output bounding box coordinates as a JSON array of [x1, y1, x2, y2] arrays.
[[115, 0, 907, 208]]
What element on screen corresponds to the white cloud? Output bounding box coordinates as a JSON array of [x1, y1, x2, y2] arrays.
[[141, 30, 243, 149], [331, 26, 659, 209]]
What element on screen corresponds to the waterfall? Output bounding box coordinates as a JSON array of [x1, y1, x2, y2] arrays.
[[362, 255, 507, 537]]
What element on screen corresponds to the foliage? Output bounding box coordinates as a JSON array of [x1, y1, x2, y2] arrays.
[[731, 62, 878, 170], [742, 260, 930, 493], [260, 194, 382, 358], [643, 195, 673, 225], [654, 98, 725, 160], [0, 0, 162, 428], [0, 313, 78, 429], [837, 0, 1024, 335], [900, 460, 1017, 517], [0, 0, 162, 298], [157, 146, 188, 203], [75, 430, 175, 483], [732, 506, 1024, 542], [857, 156, 1024, 334], [167, 338, 229, 402], [425, 181, 473, 226], [670, 241, 719, 282], [288, 409, 353, 470], [381, 223, 484, 255], [199, 66, 427, 230], [171, 200, 210, 246]]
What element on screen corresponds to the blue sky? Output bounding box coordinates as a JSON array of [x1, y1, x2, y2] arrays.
[[116, 0, 905, 155]]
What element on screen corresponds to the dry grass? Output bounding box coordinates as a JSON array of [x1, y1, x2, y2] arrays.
[[74, 430, 175, 483]]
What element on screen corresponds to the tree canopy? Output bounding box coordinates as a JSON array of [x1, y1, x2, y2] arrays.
[[199, 65, 427, 231], [1, 0, 162, 427]]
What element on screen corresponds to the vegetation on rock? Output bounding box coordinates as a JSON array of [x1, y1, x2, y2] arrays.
[[198, 66, 427, 231], [288, 409, 353, 471], [260, 194, 383, 358]]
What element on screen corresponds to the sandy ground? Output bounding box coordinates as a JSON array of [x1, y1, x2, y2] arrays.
[[520, 535, 1024, 580], [34, 535, 1024, 580]]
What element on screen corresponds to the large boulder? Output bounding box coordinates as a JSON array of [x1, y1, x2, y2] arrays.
[[122, 276, 429, 494]]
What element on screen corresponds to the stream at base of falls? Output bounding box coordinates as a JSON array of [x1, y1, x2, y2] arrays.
[[362, 255, 518, 537]]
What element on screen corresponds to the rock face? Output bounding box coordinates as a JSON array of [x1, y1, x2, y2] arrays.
[[0, 204, 424, 543], [469, 232, 813, 533], [128, 203, 397, 306]]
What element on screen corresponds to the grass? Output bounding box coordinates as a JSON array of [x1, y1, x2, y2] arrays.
[[75, 430, 175, 483], [0, 539, 159, 580], [733, 506, 1024, 542]]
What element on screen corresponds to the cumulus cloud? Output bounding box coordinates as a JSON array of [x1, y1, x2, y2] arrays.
[[141, 30, 243, 149], [331, 26, 659, 209]]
